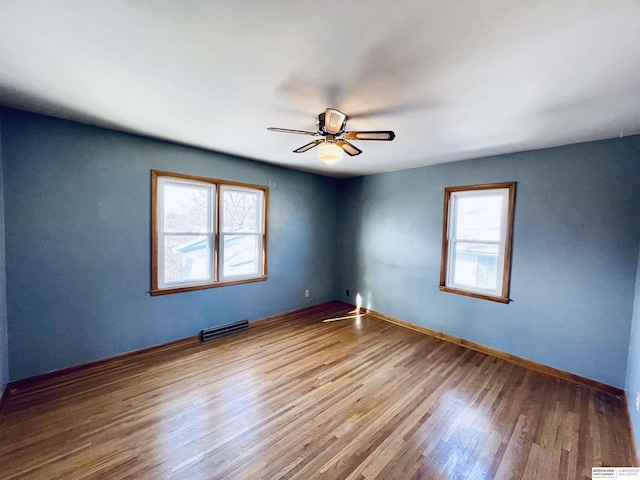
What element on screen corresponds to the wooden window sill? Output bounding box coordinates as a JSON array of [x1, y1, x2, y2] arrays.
[[151, 276, 268, 296], [438, 285, 509, 304]]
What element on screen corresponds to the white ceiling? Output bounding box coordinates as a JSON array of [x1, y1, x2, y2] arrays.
[[1, 1, 639, 178]]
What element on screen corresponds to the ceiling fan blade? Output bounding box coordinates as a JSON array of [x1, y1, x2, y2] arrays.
[[344, 131, 396, 141], [267, 127, 320, 136], [336, 140, 362, 156], [293, 139, 324, 153]]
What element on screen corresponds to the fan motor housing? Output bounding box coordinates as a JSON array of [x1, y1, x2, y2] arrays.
[[317, 110, 347, 135]]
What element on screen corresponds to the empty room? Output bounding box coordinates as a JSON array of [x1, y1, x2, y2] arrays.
[[1, 1, 640, 479]]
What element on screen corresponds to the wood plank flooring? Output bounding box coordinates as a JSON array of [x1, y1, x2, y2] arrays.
[[0, 301, 636, 479]]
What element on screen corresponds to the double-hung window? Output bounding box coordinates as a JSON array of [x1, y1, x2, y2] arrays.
[[151, 170, 267, 295], [439, 182, 516, 303]]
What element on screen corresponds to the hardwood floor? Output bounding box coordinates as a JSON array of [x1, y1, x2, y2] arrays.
[[0, 301, 636, 479]]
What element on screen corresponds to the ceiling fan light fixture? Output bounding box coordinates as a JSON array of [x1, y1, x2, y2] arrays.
[[268, 108, 395, 164], [317, 143, 343, 164]]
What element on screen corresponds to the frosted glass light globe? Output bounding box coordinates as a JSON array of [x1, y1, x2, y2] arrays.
[[317, 143, 343, 164]]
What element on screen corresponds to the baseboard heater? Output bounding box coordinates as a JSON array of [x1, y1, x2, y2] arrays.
[[201, 320, 249, 342]]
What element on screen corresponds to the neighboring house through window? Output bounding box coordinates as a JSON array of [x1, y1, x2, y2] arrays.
[[439, 182, 516, 303], [151, 170, 268, 295]]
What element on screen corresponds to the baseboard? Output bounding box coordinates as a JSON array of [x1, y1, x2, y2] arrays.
[[6, 335, 201, 396], [4, 300, 344, 395], [6, 299, 621, 402], [362, 306, 624, 397], [249, 300, 346, 326]]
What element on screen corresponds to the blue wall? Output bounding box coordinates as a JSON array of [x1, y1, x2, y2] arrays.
[[0, 112, 8, 395], [336, 137, 640, 388], [626, 246, 640, 450], [2, 107, 640, 393], [2, 108, 339, 381]]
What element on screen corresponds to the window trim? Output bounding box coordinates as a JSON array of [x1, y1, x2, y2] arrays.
[[151, 170, 268, 296], [439, 182, 516, 303]]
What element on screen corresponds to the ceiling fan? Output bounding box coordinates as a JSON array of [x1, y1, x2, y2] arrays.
[[268, 108, 395, 164]]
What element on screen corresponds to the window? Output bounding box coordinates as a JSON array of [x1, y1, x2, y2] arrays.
[[151, 170, 267, 295], [439, 182, 516, 303], [219, 186, 265, 281]]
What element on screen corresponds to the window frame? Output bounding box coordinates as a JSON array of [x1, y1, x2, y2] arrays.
[[151, 170, 268, 296], [439, 182, 516, 303]]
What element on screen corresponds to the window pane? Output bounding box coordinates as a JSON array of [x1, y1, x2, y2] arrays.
[[452, 243, 498, 290], [454, 194, 503, 241], [222, 189, 260, 233], [222, 235, 259, 277], [163, 183, 211, 233], [163, 235, 211, 284]]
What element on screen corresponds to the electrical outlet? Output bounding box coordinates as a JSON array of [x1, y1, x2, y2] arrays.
[[305, 289, 310, 297], [636, 392, 640, 412]]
